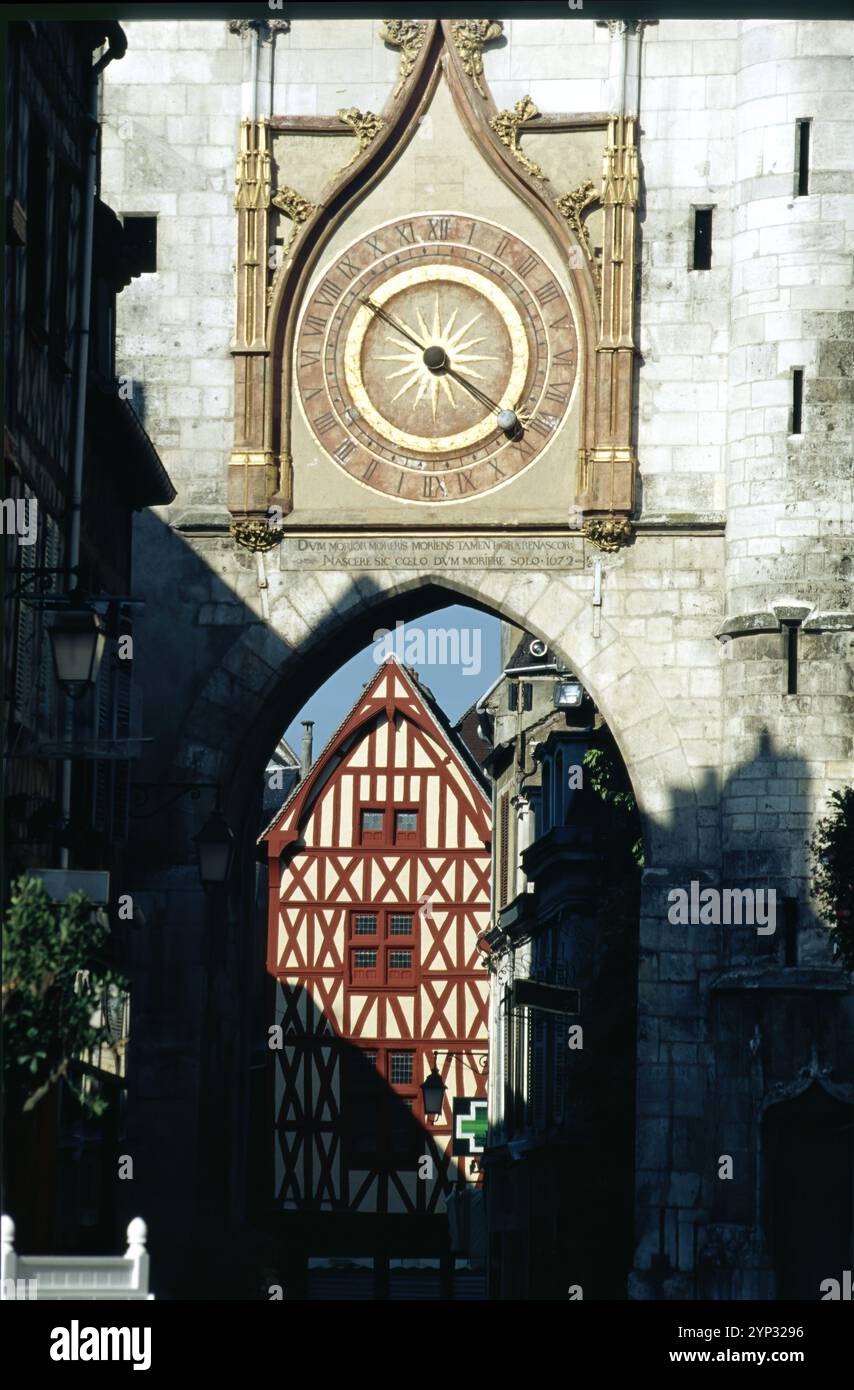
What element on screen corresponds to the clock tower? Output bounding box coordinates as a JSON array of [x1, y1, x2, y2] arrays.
[[99, 14, 854, 1302], [229, 20, 637, 543]]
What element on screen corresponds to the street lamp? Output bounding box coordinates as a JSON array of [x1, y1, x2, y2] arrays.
[[553, 678, 584, 709], [47, 597, 106, 698], [420, 1064, 447, 1121], [195, 793, 235, 886]]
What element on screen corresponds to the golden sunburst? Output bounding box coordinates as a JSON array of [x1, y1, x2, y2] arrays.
[[375, 295, 497, 421]]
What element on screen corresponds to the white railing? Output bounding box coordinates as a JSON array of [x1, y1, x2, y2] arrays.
[[1, 1215, 153, 1300]]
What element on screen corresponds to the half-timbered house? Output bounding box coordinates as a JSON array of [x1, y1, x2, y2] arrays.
[[261, 657, 491, 1297]]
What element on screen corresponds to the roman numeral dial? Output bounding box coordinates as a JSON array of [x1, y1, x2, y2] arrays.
[[295, 213, 578, 501]]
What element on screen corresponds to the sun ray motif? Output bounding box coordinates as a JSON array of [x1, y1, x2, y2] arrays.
[[375, 296, 499, 415]]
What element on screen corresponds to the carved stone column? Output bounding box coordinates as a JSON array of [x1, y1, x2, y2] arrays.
[[582, 113, 638, 522], [229, 118, 277, 517]]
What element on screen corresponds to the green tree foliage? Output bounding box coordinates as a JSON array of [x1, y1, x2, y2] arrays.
[[2, 874, 127, 1114], [809, 787, 854, 970], [583, 742, 644, 867]]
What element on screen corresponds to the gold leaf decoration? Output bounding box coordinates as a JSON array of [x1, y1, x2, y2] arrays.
[[271, 183, 316, 251], [380, 19, 428, 99], [234, 118, 271, 212], [450, 19, 503, 99], [555, 178, 601, 284], [337, 107, 385, 169], [582, 516, 633, 552], [489, 96, 545, 181], [268, 187, 317, 305], [230, 520, 284, 553]]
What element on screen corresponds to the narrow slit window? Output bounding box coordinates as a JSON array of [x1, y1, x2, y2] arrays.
[[692, 208, 713, 270], [795, 120, 811, 198], [784, 623, 799, 695], [123, 215, 157, 273], [791, 368, 803, 435]]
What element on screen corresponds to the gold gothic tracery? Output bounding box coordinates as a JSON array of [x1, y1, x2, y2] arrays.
[[380, 19, 429, 98], [489, 96, 545, 181], [449, 19, 503, 99], [337, 107, 385, 168]]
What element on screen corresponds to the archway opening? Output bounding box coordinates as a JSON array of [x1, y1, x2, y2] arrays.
[[763, 1083, 854, 1300], [220, 587, 644, 1300]]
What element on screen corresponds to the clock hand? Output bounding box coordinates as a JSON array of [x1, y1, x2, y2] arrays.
[[442, 364, 521, 434], [359, 296, 426, 352], [361, 294, 521, 431]]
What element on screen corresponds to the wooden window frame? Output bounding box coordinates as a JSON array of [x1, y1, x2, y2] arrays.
[[347, 906, 418, 988], [393, 805, 421, 848], [357, 805, 386, 846], [355, 799, 424, 848]]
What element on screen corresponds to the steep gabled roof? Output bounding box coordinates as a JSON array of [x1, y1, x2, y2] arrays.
[[505, 632, 564, 673], [454, 700, 491, 771], [259, 656, 491, 848], [267, 737, 300, 769]]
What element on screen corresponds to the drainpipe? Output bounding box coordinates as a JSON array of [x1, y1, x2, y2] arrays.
[[60, 26, 125, 867]]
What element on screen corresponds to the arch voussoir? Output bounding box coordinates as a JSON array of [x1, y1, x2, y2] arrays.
[[173, 568, 700, 873]]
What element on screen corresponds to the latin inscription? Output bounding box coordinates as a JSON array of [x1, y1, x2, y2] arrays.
[[278, 536, 585, 571]]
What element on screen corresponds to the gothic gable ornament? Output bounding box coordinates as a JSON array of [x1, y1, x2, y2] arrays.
[[229, 18, 638, 545]]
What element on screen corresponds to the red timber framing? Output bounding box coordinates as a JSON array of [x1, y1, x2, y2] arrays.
[[261, 657, 491, 1226]]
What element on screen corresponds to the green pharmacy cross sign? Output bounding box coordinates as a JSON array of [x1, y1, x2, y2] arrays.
[[452, 1097, 488, 1156]]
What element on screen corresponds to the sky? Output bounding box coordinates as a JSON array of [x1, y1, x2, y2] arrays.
[[283, 603, 502, 758]]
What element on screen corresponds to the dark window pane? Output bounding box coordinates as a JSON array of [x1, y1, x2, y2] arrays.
[[791, 368, 803, 435], [390, 1053, 413, 1085], [692, 208, 712, 270], [796, 119, 810, 197], [123, 215, 157, 273], [390, 913, 413, 935]]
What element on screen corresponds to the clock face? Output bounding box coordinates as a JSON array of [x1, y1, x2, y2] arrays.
[[295, 213, 578, 502]]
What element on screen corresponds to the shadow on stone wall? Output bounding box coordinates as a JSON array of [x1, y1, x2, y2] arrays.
[[116, 511, 852, 1300]]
